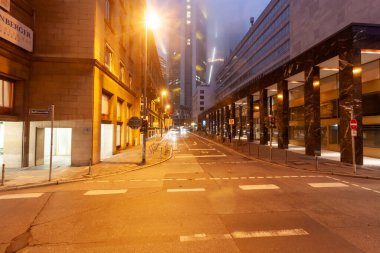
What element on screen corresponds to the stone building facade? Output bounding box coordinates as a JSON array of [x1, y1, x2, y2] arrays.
[[0, 0, 164, 169]]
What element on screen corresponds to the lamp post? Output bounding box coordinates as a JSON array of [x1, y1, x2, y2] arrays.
[[142, 10, 160, 164]]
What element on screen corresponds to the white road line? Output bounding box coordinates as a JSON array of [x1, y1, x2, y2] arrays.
[[308, 183, 348, 188], [210, 177, 221, 180], [176, 179, 187, 181], [195, 178, 206, 181], [249, 177, 256, 179], [231, 177, 239, 180], [361, 187, 372, 191], [257, 176, 264, 179], [162, 178, 173, 181], [351, 184, 360, 187], [84, 189, 127, 196], [176, 155, 227, 158], [0, 193, 44, 200], [373, 190, 380, 194], [231, 228, 309, 238], [240, 177, 247, 180], [222, 177, 230, 180], [189, 149, 216, 151], [239, 184, 280, 190], [167, 188, 205, 193], [290, 176, 299, 178], [180, 233, 232, 242]]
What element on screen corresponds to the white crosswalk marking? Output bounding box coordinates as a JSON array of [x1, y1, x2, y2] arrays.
[[308, 183, 348, 188], [239, 184, 280, 190], [84, 190, 127, 196], [0, 193, 44, 200], [167, 188, 205, 193]]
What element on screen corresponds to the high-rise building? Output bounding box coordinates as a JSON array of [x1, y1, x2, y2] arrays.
[[167, 0, 207, 126]]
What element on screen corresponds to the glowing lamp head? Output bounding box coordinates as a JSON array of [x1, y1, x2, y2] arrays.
[[352, 67, 362, 75], [146, 10, 160, 30], [161, 90, 167, 96]]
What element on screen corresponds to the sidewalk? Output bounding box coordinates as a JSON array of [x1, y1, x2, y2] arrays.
[[0, 136, 172, 191], [199, 133, 380, 180]]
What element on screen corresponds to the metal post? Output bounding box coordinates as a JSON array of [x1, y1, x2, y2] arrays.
[[49, 105, 55, 182], [88, 158, 92, 175], [351, 109, 357, 174], [1, 164, 4, 186], [315, 155, 319, 171], [142, 19, 148, 165]]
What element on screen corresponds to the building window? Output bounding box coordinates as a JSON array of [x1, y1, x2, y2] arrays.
[[363, 92, 380, 116], [120, 62, 126, 83], [200, 107, 204, 111], [200, 95, 204, 99], [117, 101, 122, 121], [116, 124, 122, 147], [128, 74, 133, 89], [102, 94, 110, 116], [105, 45, 113, 71], [105, 0, 110, 22], [363, 125, 380, 148], [329, 125, 339, 144], [0, 80, 14, 114], [200, 101, 204, 105], [320, 100, 338, 119], [200, 90, 204, 94], [289, 126, 305, 141]]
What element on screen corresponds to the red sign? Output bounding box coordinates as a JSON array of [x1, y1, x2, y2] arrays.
[[350, 119, 358, 130]]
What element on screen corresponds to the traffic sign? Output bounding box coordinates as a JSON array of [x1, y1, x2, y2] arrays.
[[127, 117, 142, 129], [350, 119, 358, 130], [29, 109, 50, 115], [351, 129, 357, 137], [229, 119, 234, 125]]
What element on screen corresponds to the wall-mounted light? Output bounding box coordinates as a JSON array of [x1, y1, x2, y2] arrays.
[[277, 93, 283, 99], [353, 67, 362, 75], [254, 106, 260, 110], [313, 80, 320, 87]]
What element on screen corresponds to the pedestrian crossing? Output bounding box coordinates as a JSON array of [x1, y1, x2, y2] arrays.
[[1, 175, 379, 200]]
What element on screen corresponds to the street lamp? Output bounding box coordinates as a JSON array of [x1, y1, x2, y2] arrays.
[[142, 10, 160, 164]]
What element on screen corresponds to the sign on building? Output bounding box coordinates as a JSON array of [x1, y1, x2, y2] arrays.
[[0, 0, 10, 12], [0, 9, 33, 52]]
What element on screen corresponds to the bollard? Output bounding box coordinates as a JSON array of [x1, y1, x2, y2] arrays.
[[285, 150, 288, 165], [1, 164, 4, 186], [315, 155, 319, 171], [88, 158, 92, 175]]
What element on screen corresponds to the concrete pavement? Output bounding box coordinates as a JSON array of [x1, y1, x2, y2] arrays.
[[0, 135, 172, 192]]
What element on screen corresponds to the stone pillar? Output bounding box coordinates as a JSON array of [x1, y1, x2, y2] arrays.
[[339, 48, 363, 165], [277, 80, 289, 149], [220, 107, 225, 138], [238, 105, 243, 139], [304, 66, 321, 156], [231, 103, 236, 139], [225, 105, 231, 142], [260, 89, 269, 145], [247, 95, 254, 142]]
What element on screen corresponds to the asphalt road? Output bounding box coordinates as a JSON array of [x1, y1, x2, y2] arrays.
[[0, 131, 379, 253]]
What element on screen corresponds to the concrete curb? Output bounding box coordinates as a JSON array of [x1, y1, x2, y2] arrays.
[[194, 133, 380, 181], [0, 147, 173, 192]]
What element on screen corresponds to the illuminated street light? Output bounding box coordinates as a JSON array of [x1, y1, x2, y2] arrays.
[[142, 9, 161, 164]]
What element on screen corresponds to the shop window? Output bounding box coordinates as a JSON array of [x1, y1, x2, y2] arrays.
[[117, 101, 122, 121], [289, 106, 304, 121], [116, 124, 121, 147], [289, 126, 304, 141], [363, 92, 380, 116], [320, 100, 338, 119], [289, 85, 304, 100], [0, 80, 14, 114], [329, 124, 340, 144], [363, 125, 380, 148]]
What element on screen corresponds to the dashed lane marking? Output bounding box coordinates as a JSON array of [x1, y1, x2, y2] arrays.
[[239, 184, 280, 190], [308, 183, 349, 188], [180, 228, 309, 242], [194, 178, 207, 181], [83, 189, 127, 196], [0, 193, 44, 200], [231, 228, 309, 238], [167, 188, 206, 193]]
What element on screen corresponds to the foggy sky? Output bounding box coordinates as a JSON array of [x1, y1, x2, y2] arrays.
[[148, 0, 270, 59]]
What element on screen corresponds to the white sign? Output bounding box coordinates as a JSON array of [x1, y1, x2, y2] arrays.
[[29, 109, 50, 115], [0, 9, 33, 52], [229, 119, 234, 125], [351, 129, 357, 137], [0, 0, 10, 12]]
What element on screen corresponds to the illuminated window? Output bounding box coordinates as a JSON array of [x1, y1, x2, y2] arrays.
[[120, 62, 126, 83], [116, 124, 121, 147], [101, 94, 110, 115], [105, 45, 113, 71], [0, 80, 14, 114], [128, 73, 133, 89], [117, 100, 122, 121]]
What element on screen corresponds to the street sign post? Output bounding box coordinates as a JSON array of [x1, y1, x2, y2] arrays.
[[350, 110, 357, 174], [30, 106, 54, 181]]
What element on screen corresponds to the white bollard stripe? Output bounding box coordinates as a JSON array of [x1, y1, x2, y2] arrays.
[[0, 193, 44, 200], [84, 189, 127, 195], [239, 184, 280, 190]]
